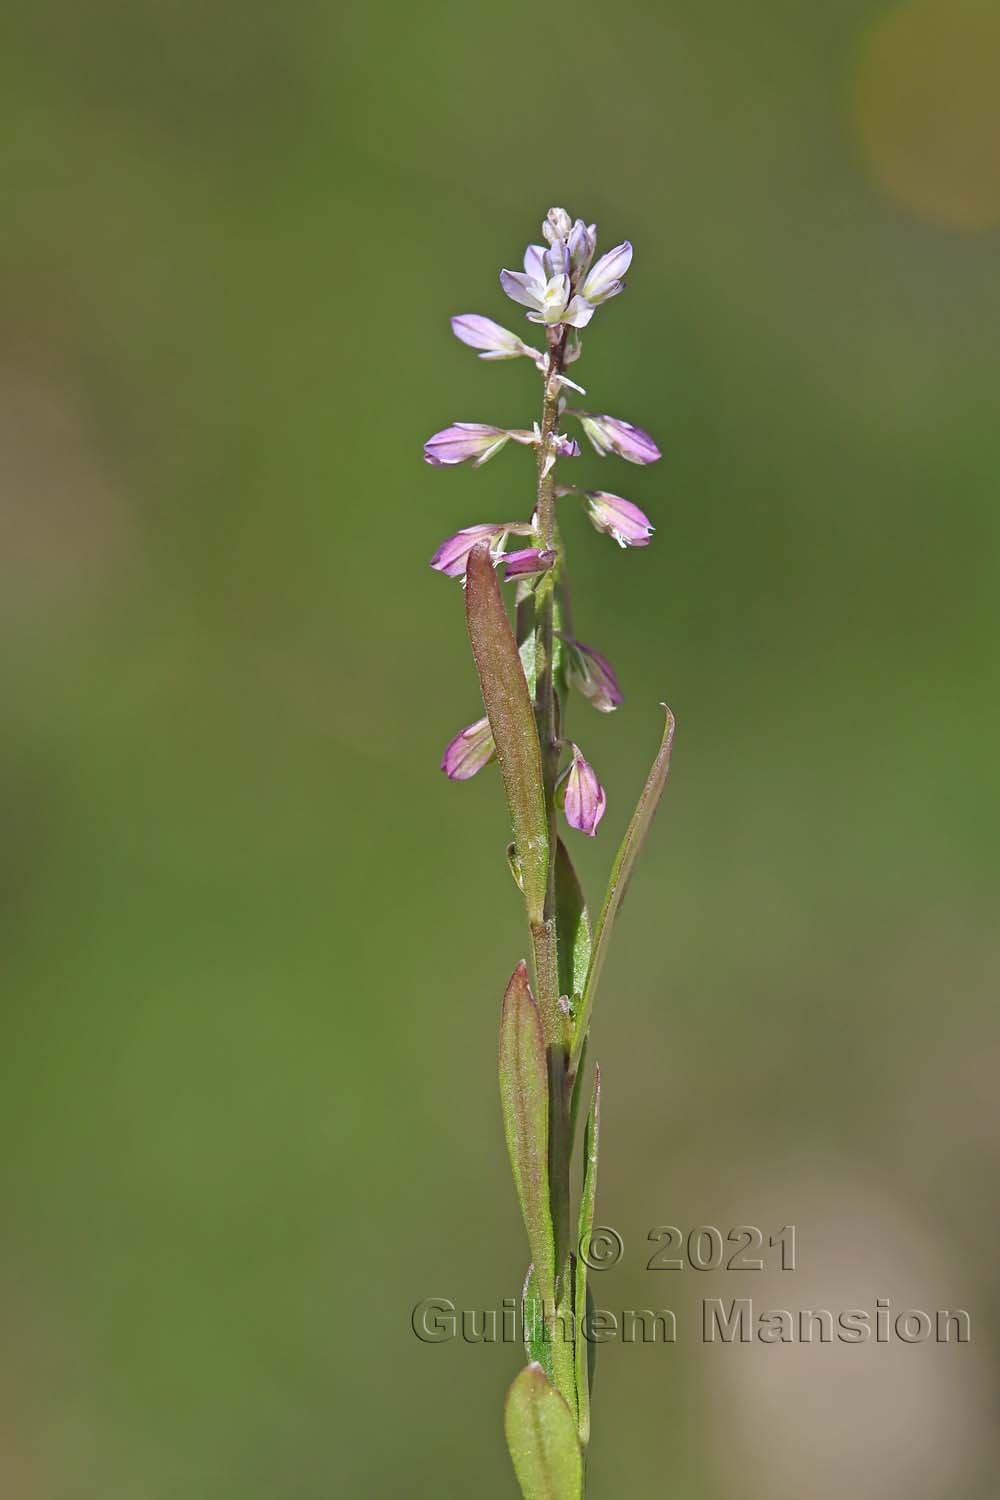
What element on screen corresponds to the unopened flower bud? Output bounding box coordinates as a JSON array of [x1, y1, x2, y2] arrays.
[[559, 744, 607, 836], [542, 207, 572, 244], [441, 716, 496, 780], [580, 241, 632, 306], [576, 413, 661, 465], [584, 491, 655, 548], [429, 522, 533, 580], [568, 220, 598, 282], [561, 637, 624, 712], [450, 315, 534, 361], [423, 423, 512, 468], [503, 547, 557, 580]]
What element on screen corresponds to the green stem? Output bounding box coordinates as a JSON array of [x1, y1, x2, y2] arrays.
[[526, 330, 580, 1425], [531, 326, 567, 1027]]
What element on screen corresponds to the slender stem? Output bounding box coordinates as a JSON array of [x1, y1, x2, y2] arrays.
[[528, 328, 566, 1050], [533, 324, 567, 979], [526, 324, 567, 1048], [526, 329, 581, 1426]]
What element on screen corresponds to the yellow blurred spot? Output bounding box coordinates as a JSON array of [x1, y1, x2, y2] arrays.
[[853, 0, 1000, 229]]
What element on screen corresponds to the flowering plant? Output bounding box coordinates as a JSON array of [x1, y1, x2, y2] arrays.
[[426, 206, 675, 1498]]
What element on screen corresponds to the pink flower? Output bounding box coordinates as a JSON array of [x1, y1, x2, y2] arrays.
[[503, 548, 557, 581], [576, 413, 661, 465], [560, 744, 607, 836], [561, 637, 624, 712], [423, 424, 512, 468], [450, 316, 535, 362], [429, 522, 534, 579], [441, 716, 496, 780], [580, 242, 632, 307], [584, 491, 655, 548]]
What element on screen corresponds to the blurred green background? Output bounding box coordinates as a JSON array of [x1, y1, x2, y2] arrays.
[[2, 1, 998, 1495]]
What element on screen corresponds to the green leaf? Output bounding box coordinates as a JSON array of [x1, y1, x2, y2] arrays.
[[500, 962, 556, 1308], [504, 1364, 583, 1500], [568, 1035, 588, 1150], [570, 705, 675, 1071], [521, 1264, 555, 1383], [574, 1066, 601, 1445], [466, 543, 549, 922], [585, 1284, 597, 1399], [555, 839, 591, 1012]]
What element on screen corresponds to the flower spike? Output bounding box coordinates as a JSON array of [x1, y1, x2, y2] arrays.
[[426, 207, 675, 1484]]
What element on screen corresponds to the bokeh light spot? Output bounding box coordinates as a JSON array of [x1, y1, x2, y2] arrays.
[[853, 0, 1000, 229]]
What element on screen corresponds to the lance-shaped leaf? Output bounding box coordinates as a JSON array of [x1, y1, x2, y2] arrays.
[[570, 706, 675, 1071], [466, 542, 549, 922], [500, 963, 556, 1307], [574, 1066, 601, 1445], [555, 839, 591, 1012], [504, 1364, 583, 1500], [568, 1035, 588, 1149]]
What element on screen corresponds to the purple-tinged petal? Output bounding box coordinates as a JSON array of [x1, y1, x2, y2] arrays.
[[575, 413, 661, 465], [423, 423, 511, 468], [441, 715, 496, 780], [588, 279, 625, 307], [545, 239, 570, 278], [500, 269, 545, 312], [568, 220, 597, 281], [584, 491, 655, 548], [562, 295, 595, 329], [553, 434, 581, 459], [581, 241, 632, 304], [561, 637, 624, 712], [561, 744, 607, 836], [451, 315, 530, 361], [503, 547, 557, 580], [430, 523, 506, 577], [523, 244, 548, 279], [430, 520, 534, 578]]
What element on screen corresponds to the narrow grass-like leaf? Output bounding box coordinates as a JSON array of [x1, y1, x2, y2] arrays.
[[555, 839, 591, 1013], [585, 1284, 597, 1399], [466, 542, 549, 922], [568, 1035, 588, 1150], [500, 962, 556, 1307], [504, 1364, 583, 1500], [574, 1066, 601, 1445], [570, 706, 675, 1071]]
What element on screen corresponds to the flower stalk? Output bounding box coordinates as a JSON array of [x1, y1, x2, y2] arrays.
[[425, 206, 676, 1499]]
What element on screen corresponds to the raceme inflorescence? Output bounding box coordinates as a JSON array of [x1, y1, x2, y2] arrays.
[[425, 206, 675, 1499]]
